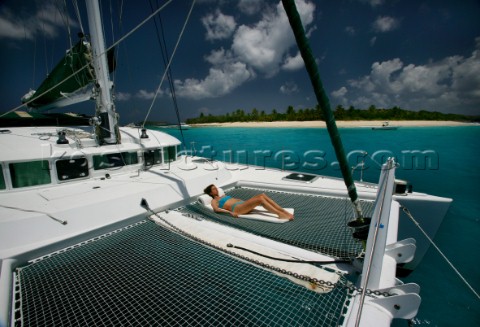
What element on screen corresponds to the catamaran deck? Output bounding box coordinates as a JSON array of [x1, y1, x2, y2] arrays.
[[183, 186, 375, 258], [14, 219, 354, 326], [11, 188, 377, 326]]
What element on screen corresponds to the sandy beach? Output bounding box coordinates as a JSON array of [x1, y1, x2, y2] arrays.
[[190, 120, 476, 128]]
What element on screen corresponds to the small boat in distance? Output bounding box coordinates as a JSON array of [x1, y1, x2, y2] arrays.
[[372, 121, 398, 130]]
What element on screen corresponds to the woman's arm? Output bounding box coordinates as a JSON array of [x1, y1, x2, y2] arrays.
[[211, 200, 229, 213], [211, 200, 238, 217]]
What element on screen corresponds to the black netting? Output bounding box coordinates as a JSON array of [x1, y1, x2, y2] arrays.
[[185, 187, 374, 258], [15, 220, 351, 326]]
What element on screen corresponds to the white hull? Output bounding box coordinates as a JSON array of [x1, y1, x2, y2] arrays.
[[0, 126, 451, 326], [0, 0, 453, 324], [0, 127, 449, 264]]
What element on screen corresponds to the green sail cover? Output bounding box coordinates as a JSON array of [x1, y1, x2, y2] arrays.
[[23, 40, 94, 109]]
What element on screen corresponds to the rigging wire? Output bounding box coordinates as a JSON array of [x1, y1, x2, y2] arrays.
[[142, 0, 196, 131], [0, 0, 174, 118], [72, 0, 85, 34], [148, 0, 186, 147], [109, 0, 117, 85], [402, 205, 480, 301], [32, 36, 37, 90], [59, 0, 73, 52], [107, 0, 173, 57], [112, 0, 131, 97], [62, 0, 87, 88], [41, 5, 50, 74], [156, 4, 184, 135]]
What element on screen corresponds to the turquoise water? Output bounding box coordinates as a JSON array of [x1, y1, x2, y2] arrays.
[[156, 125, 480, 326]]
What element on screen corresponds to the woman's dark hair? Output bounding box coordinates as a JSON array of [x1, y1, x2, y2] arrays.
[[204, 184, 215, 198]]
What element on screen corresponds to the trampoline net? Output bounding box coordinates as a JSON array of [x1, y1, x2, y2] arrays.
[[14, 220, 352, 327], [184, 187, 375, 258]]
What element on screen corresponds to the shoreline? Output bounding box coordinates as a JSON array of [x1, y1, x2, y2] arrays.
[[190, 120, 477, 128]]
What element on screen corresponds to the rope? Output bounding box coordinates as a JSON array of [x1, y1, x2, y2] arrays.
[[0, 0, 174, 118], [0, 204, 67, 225], [147, 0, 187, 147], [60, 0, 73, 50], [227, 244, 351, 265], [142, 0, 196, 128], [401, 205, 480, 300], [142, 201, 392, 298], [72, 0, 85, 35]]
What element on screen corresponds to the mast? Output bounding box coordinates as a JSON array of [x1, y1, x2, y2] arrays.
[[282, 0, 363, 219], [85, 0, 119, 144]]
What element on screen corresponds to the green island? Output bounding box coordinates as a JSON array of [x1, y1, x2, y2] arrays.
[[186, 105, 479, 124]]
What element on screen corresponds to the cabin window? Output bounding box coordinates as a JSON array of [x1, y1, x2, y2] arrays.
[[93, 152, 138, 170], [56, 158, 89, 181], [164, 145, 178, 162], [144, 149, 162, 167], [0, 168, 5, 190], [9, 160, 51, 188]]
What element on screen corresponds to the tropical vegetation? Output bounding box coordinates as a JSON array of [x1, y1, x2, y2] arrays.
[[186, 105, 478, 124]]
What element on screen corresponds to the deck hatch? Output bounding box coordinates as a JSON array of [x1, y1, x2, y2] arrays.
[[282, 172, 319, 183]]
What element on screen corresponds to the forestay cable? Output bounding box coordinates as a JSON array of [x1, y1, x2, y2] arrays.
[[402, 205, 480, 300], [148, 0, 187, 147], [142, 0, 196, 128]]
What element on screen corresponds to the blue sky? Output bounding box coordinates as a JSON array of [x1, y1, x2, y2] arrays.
[[1, 0, 480, 124]]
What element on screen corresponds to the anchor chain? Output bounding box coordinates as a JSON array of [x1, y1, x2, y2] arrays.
[[149, 210, 392, 298]]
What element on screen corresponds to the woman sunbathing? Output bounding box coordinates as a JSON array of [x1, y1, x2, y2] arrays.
[[203, 184, 294, 220]]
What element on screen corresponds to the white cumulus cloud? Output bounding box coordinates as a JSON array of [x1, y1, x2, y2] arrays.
[[360, 0, 385, 7], [175, 58, 254, 100], [202, 10, 236, 41], [338, 38, 480, 114], [282, 52, 304, 71], [0, 1, 77, 40], [136, 90, 156, 100], [345, 26, 356, 36], [331, 86, 348, 99], [232, 0, 314, 76], [280, 81, 299, 95], [372, 16, 400, 33], [238, 0, 263, 15], [116, 92, 131, 101], [175, 0, 316, 100]]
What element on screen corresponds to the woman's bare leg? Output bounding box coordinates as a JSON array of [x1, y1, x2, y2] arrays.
[[260, 194, 293, 218], [235, 194, 293, 219]]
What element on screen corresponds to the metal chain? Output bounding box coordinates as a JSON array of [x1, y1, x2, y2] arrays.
[[149, 211, 392, 298]]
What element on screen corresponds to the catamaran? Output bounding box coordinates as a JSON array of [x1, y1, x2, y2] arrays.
[[0, 1, 453, 326]]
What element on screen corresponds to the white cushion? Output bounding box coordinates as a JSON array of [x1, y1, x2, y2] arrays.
[[198, 194, 213, 206]]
